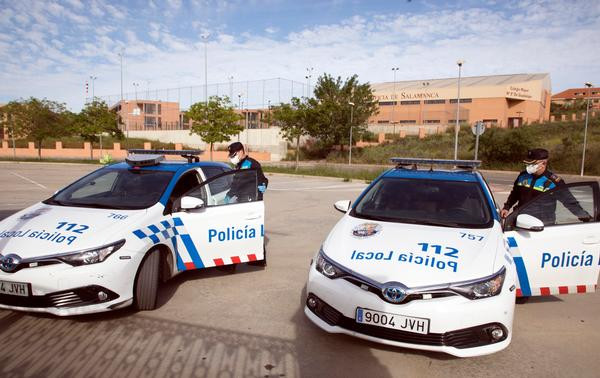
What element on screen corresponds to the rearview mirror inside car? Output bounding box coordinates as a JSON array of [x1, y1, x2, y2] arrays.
[[334, 200, 351, 214], [515, 214, 544, 232], [181, 196, 205, 211]]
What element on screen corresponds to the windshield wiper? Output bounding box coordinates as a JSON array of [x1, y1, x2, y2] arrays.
[[44, 198, 68, 206], [418, 220, 461, 228]]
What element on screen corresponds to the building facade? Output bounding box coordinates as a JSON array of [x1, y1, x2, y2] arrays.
[[551, 87, 600, 110], [369, 73, 552, 129]]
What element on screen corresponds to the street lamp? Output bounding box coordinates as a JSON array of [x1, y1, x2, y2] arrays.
[[391, 67, 399, 134], [348, 101, 355, 165], [201, 33, 210, 108], [306, 67, 314, 98], [133, 82, 140, 100], [118, 49, 126, 137], [89, 75, 97, 102], [581, 82, 593, 176], [453, 60, 464, 160], [228, 76, 234, 102]]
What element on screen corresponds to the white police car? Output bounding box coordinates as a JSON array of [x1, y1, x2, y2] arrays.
[[305, 158, 600, 357], [0, 150, 266, 315]]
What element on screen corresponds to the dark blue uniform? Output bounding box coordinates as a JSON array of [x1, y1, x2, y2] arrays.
[[503, 170, 563, 211]]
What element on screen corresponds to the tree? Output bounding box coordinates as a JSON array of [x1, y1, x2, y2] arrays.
[[75, 99, 123, 159], [310, 74, 379, 154], [272, 97, 312, 171], [187, 96, 243, 160], [1, 98, 71, 159]]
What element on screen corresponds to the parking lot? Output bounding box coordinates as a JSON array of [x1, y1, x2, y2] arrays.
[[0, 161, 599, 378]]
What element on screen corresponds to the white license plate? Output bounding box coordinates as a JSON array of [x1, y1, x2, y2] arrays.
[[0, 280, 30, 297], [356, 308, 429, 334]]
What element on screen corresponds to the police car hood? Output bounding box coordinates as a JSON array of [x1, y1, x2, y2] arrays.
[[0, 202, 147, 258], [322, 215, 502, 287]]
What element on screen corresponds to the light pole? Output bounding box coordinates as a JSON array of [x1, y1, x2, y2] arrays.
[[201, 33, 210, 108], [391, 67, 399, 134], [267, 100, 271, 128], [228, 76, 234, 102], [133, 82, 139, 100], [453, 60, 464, 160], [581, 82, 593, 176], [348, 101, 355, 165], [306, 67, 314, 98], [89, 75, 97, 102], [118, 50, 126, 137]]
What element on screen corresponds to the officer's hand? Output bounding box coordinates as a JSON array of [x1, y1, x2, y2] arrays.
[[258, 184, 267, 193], [500, 209, 510, 218], [579, 214, 593, 222]]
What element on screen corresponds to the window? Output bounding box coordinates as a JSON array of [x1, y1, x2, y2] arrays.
[[158, 104, 162, 115], [378, 101, 397, 106], [184, 169, 258, 207], [399, 120, 417, 124], [449, 98, 472, 103], [144, 103, 157, 114], [400, 100, 420, 105], [144, 116, 157, 127], [424, 120, 440, 124], [202, 166, 227, 180], [166, 171, 202, 213], [377, 120, 389, 123], [424, 99, 445, 104], [482, 119, 498, 123], [448, 119, 467, 124]]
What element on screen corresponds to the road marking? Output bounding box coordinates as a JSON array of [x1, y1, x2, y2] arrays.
[[9, 171, 48, 189]]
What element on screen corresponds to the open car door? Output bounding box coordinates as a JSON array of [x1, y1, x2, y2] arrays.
[[504, 182, 600, 297], [170, 169, 265, 271]]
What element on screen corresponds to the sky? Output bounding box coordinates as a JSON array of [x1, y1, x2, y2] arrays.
[[1, 0, 599, 111]]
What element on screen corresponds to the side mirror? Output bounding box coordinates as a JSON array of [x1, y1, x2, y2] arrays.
[[334, 200, 351, 214], [181, 196, 205, 211], [515, 214, 544, 232]]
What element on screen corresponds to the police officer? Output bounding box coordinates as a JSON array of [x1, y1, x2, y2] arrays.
[[226, 142, 268, 202], [500, 148, 562, 218]]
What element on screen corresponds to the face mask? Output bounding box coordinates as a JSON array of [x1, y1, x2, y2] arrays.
[[230, 154, 240, 165], [526, 163, 540, 174]]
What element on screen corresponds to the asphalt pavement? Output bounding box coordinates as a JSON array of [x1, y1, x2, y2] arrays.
[[0, 161, 598, 378]]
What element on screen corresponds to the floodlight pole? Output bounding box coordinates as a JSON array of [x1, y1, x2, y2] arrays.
[[581, 82, 593, 176], [392, 67, 399, 134], [454, 60, 464, 160], [348, 102, 355, 165]]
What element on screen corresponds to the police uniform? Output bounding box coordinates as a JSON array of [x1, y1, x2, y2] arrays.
[[503, 149, 562, 212], [227, 142, 269, 201]]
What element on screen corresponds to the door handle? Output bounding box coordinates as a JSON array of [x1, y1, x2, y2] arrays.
[[583, 236, 600, 244], [245, 214, 262, 220]]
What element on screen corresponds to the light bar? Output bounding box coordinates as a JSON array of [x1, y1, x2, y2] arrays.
[[127, 149, 203, 163], [390, 157, 481, 169], [126, 154, 165, 167]]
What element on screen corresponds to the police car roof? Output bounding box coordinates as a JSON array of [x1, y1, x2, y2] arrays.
[[109, 160, 229, 172], [383, 168, 480, 182]]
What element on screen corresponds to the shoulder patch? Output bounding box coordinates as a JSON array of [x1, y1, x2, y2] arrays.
[[241, 160, 252, 169], [549, 173, 562, 183]]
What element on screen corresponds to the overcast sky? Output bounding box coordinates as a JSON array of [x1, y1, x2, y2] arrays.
[[1, 0, 599, 111]]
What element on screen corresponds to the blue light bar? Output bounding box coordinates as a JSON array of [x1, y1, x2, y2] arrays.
[[390, 157, 481, 169], [126, 154, 165, 167], [127, 149, 203, 163]]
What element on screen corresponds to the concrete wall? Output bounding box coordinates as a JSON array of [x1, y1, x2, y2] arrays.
[[367, 124, 449, 135], [128, 127, 287, 161]]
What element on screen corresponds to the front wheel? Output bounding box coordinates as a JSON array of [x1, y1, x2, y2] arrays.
[[134, 250, 160, 311]]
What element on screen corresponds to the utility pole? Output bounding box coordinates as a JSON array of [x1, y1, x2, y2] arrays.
[[201, 33, 210, 109], [348, 102, 355, 165], [581, 82, 593, 176], [391, 67, 399, 134], [306, 67, 314, 99], [453, 60, 464, 160]]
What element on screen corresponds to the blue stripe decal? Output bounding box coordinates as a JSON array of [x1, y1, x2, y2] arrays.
[[133, 230, 147, 239], [148, 234, 160, 244], [171, 236, 186, 271], [507, 236, 517, 248], [161, 220, 172, 229], [180, 234, 204, 268], [148, 224, 160, 233], [513, 257, 532, 296], [173, 217, 184, 226]]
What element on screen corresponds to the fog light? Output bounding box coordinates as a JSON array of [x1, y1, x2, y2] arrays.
[[98, 291, 108, 301], [307, 296, 317, 309], [490, 327, 504, 340]]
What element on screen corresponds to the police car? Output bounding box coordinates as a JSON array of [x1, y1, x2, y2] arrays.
[[0, 150, 266, 315], [305, 158, 599, 357]]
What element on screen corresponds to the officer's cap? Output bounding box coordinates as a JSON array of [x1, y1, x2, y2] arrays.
[[523, 148, 549, 163], [227, 142, 244, 158]]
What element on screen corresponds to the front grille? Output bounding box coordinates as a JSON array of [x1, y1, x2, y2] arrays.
[[0, 285, 119, 308], [344, 277, 457, 304], [307, 294, 507, 349]]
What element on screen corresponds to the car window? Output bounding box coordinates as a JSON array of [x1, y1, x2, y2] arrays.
[[167, 171, 202, 213], [183, 169, 257, 207], [352, 177, 493, 228], [202, 166, 226, 179], [46, 168, 173, 210], [510, 183, 596, 227]]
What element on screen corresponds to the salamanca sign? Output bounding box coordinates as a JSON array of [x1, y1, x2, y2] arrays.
[[376, 92, 441, 101]]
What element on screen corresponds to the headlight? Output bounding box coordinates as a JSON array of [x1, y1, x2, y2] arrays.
[[58, 239, 126, 266], [315, 248, 346, 279], [451, 267, 506, 300]]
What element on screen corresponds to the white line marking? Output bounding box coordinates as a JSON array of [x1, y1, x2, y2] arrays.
[[9, 172, 48, 189]]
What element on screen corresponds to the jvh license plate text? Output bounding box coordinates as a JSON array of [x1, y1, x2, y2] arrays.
[[0, 280, 29, 296], [356, 308, 429, 334]]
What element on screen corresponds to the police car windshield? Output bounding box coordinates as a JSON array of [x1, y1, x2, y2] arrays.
[[352, 177, 493, 228], [44, 168, 174, 210]]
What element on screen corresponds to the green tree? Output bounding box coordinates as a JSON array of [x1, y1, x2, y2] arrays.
[[187, 96, 243, 160], [2, 98, 71, 159], [272, 97, 313, 171], [75, 99, 123, 159], [310, 74, 379, 154]]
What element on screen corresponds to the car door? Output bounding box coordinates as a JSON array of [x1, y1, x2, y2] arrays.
[[171, 169, 264, 269], [504, 182, 600, 297]]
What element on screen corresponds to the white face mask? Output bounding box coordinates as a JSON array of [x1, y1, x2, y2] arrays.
[[230, 154, 240, 165], [526, 163, 540, 174]]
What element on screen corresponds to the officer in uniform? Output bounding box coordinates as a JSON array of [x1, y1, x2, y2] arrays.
[[226, 142, 268, 202], [501, 148, 591, 222]]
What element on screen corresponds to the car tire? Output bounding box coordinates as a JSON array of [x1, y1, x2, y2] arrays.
[[134, 250, 160, 311], [248, 246, 267, 267]]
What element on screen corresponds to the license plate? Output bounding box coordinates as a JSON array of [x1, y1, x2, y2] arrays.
[[0, 280, 30, 297], [356, 308, 429, 334]]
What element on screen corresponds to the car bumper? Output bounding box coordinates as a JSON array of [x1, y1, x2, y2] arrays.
[[305, 262, 515, 357], [0, 250, 141, 316]]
